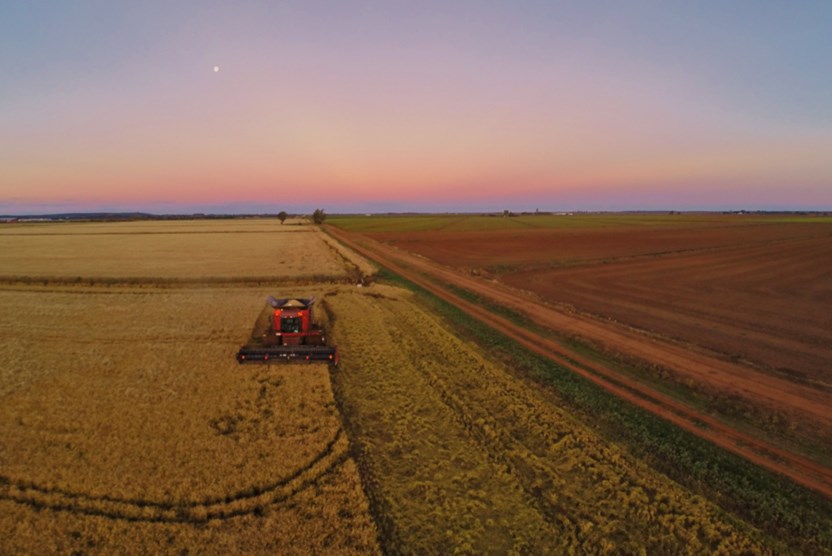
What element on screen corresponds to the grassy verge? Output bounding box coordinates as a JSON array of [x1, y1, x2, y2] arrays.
[[376, 267, 832, 554]]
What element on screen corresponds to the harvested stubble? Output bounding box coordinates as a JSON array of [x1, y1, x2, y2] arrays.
[[329, 286, 771, 554], [0, 287, 378, 553]]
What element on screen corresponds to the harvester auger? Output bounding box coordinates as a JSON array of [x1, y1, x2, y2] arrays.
[[236, 296, 338, 365]]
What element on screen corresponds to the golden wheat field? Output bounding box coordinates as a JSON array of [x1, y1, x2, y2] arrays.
[[0, 219, 354, 281], [0, 220, 379, 554], [0, 286, 378, 553]]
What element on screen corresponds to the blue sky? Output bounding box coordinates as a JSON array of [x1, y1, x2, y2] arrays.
[[1, 1, 830, 214]]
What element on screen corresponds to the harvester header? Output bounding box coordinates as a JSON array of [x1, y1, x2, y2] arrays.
[[236, 296, 338, 365]]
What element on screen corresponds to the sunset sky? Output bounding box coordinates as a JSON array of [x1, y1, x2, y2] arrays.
[[1, 1, 830, 214]]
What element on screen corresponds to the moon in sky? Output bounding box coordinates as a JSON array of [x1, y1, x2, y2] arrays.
[[213, 65, 220, 73]]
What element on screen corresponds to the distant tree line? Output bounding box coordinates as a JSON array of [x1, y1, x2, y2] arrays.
[[275, 210, 326, 224]]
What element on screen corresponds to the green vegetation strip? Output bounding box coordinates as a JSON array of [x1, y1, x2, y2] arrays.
[[377, 266, 832, 553]]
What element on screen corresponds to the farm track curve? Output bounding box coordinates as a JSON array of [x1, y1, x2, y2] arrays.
[[326, 226, 832, 499]]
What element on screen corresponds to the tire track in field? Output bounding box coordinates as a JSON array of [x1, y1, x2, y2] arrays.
[[0, 429, 347, 523], [327, 226, 832, 499]]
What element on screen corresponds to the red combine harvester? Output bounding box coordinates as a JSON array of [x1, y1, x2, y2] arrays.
[[236, 296, 338, 364]]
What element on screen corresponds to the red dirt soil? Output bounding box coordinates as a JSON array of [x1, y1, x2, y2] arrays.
[[371, 221, 829, 270], [327, 225, 832, 498], [370, 221, 832, 385], [503, 232, 832, 384]]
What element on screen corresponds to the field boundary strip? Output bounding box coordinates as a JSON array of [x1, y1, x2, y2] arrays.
[[0, 429, 347, 523], [325, 226, 832, 500]]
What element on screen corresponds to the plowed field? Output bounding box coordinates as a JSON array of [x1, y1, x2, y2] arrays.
[[503, 231, 832, 384], [369, 218, 824, 270]]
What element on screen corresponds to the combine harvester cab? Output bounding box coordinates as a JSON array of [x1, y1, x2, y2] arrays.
[[237, 296, 338, 365]]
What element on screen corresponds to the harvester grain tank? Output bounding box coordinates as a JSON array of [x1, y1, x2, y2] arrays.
[[236, 296, 338, 364]]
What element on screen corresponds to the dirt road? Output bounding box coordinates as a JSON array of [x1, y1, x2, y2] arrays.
[[326, 226, 832, 498]]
